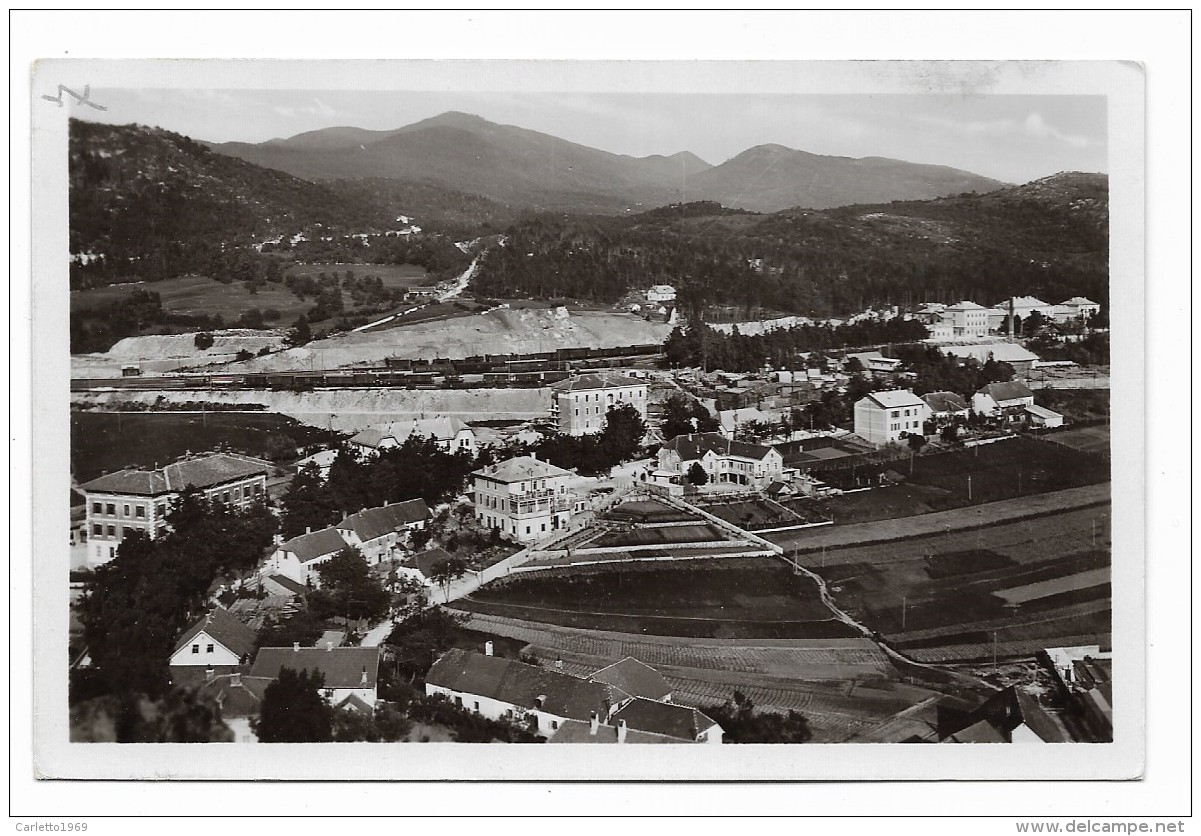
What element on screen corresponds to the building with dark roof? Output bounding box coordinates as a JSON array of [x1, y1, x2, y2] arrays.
[[196, 672, 273, 743], [548, 716, 679, 744], [80, 452, 271, 568], [941, 685, 1069, 744], [335, 499, 431, 563], [549, 372, 647, 436], [589, 657, 672, 703], [657, 432, 784, 488], [921, 391, 970, 422], [425, 648, 630, 737], [250, 645, 381, 707], [972, 381, 1036, 422], [266, 526, 351, 587], [348, 418, 476, 458], [610, 698, 723, 743], [168, 607, 258, 686]]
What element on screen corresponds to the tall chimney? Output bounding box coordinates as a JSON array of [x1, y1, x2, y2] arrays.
[[590, 712, 599, 735], [1008, 297, 1015, 337], [484, 641, 494, 656], [361, 667, 368, 686], [617, 719, 628, 744]]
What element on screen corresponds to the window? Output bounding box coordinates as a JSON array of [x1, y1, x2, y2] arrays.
[[254, 484, 263, 495], [551, 720, 559, 730], [891, 411, 899, 418], [473, 702, 480, 711], [92, 524, 101, 536], [156, 503, 166, 515], [106, 525, 116, 537], [135, 505, 145, 518], [206, 644, 214, 654], [92, 502, 101, 514], [123, 504, 130, 517], [106, 504, 115, 515], [191, 645, 199, 654], [108, 547, 114, 558], [222, 492, 230, 504]]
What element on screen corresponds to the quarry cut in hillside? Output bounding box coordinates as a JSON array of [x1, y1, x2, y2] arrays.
[[227, 307, 673, 372], [73, 387, 550, 432]]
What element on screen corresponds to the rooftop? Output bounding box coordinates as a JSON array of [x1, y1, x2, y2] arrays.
[[426, 649, 627, 722], [349, 417, 471, 450], [337, 499, 431, 542], [661, 432, 777, 462], [472, 455, 575, 484], [172, 607, 258, 661], [80, 452, 271, 497], [405, 547, 454, 578], [277, 527, 349, 564], [250, 646, 380, 689], [548, 719, 680, 744], [978, 381, 1036, 402], [922, 391, 970, 413], [550, 372, 642, 393], [610, 697, 720, 742], [588, 657, 672, 702], [860, 389, 926, 410]]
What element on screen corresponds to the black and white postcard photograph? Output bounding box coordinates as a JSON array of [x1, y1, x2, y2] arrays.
[[11, 9, 1191, 825]]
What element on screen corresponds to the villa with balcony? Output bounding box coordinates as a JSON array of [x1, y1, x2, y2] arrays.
[[472, 455, 578, 544]]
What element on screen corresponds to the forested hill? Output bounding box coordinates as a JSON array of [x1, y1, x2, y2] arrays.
[[69, 120, 390, 279], [471, 173, 1108, 318]]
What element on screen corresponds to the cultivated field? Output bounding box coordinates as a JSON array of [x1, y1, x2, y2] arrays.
[[72, 275, 313, 323], [284, 262, 432, 288], [1041, 425, 1111, 455], [460, 558, 856, 640]]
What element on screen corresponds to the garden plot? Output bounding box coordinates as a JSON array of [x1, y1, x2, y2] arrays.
[[994, 567, 1111, 606]]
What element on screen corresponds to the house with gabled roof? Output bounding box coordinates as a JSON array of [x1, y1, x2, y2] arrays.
[[266, 526, 349, 587], [1059, 296, 1101, 320], [548, 715, 680, 744], [168, 607, 258, 687], [250, 644, 381, 708], [657, 432, 784, 488], [853, 390, 930, 446], [349, 417, 477, 458], [610, 697, 723, 744], [589, 657, 673, 703], [426, 647, 630, 737], [972, 381, 1036, 422], [395, 546, 454, 588], [196, 671, 273, 743], [335, 498, 431, 564], [941, 685, 1068, 744], [922, 391, 970, 425], [79, 452, 271, 568]]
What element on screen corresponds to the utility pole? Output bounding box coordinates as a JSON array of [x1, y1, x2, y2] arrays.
[[992, 631, 998, 672], [902, 595, 907, 630], [967, 473, 972, 501]]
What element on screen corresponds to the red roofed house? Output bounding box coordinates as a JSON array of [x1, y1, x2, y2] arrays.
[[334, 498, 431, 564], [79, 452, 271, 567], [250, 644, 381, 708], [168, 607, 258, 687], [266, 526, 350, 587], [657, 432, 784, 488]]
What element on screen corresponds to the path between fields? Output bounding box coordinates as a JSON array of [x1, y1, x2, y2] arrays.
[[766, 483, 1110, 554]]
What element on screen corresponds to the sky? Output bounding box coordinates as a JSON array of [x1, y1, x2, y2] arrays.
[[83, 88, 1107, 184]]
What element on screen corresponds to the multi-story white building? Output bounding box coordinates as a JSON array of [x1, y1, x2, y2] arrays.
[[939, 301, 991, 338], [472, 455, 577, 543], [646, 285, 676, 303], [79, 453, 271, 567], [853, 390, 931, 446], [656, 432, 784, 488], [348, 417, 477, 458], [549, 372, 648, 436], [1059, 297, 1102, 320], [334, 498, 431, 564]]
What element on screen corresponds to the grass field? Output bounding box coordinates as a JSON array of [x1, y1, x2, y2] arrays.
[[284, 262, 432, 288], [1042, 426, 1111, 455], [591, 524, 727, 548], [460, 557, 856, 639], [72, 275, 314, 323], [603, 500, 698, 524], [71, 411, 342, 487], [700, 499, 813, 530]]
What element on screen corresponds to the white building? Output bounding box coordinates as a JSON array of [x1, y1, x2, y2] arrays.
[[472, 455, 577, 543], [646, 285, 676, 304], [79, 453, 271, 568], [972, 381, 1036, 419], [348, 417, 477, 458], [1059, 297, 1102, 320], [250, 645, 381, 708], [549, 372, 648, 436], [266, 527, 349, 587], [939, 301, 991, 338], [853, 390, 931, 446], [168, 607, 258, 686], [334, 499, 431, 564], [657, 432, 784, 488]]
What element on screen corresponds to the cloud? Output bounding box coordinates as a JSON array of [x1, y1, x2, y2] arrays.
[[1023, 112, 1094, 148], [271, 97, 336, 119]]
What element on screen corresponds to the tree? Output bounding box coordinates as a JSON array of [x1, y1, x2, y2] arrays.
[[599, 402, 647, 463], [70, 689, 234, 743], [907, 433, 927, 452], [288, 314, 312, 347], [309, 547, 390, 624], [279, 463, 337, 539], [193, 332, 214, 351], [428, 557, 470, 603], [235, 349, 254, 362], [940, 423, 959, 443], [253, 668, 334, 742], [386, 608, 468, 680], [707, 690, 812, 744], [686, 462, 709, 486], [662, 393, 717, 439], [256, 607, 325, 650]]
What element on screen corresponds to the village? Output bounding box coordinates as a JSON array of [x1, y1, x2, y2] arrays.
[[69, 285, 1112, 746]]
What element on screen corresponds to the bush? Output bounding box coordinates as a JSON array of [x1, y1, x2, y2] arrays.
[[194, 332, 214, 351]]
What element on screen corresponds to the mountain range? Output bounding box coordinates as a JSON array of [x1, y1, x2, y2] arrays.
[[210, 111, 1004, 214]]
